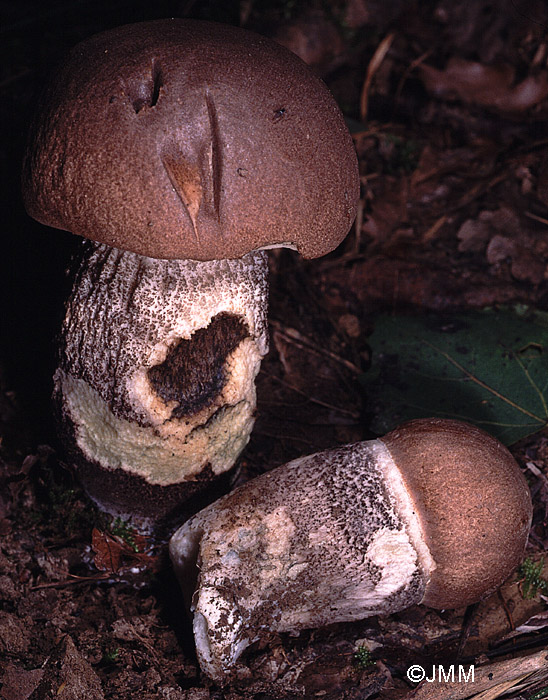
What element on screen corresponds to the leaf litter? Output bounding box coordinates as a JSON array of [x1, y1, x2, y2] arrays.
[[3, 0, 548, 698]]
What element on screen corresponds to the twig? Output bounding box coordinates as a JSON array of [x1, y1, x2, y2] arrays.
[[456, 603, 479, 660], [422, 215, 447, 242], [270, 320, 363, 375], [497, 588, 515, 633], [261, 370, 361, 419], [360, 32, 396, 122], [31, 572, 112, 589], [526, 461, 548, 490], [394, 49, 434, 107], [0, 68, 32, 89], [453, 173, 508, 212], [525, 211, 548, 226]]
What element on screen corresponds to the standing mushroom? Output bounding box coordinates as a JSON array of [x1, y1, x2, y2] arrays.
[[21, 19, 359, 530], [169, 418, 532, 681]]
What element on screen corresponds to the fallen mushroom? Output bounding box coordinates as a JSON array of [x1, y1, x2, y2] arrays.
[[21, 19, 359, 530], [169, 418, 532, 681]]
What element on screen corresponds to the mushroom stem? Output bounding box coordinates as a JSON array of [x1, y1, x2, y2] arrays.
[[55, 240, 269, 529], [169, 419, 532, 681], [170, 440, 426, 680]]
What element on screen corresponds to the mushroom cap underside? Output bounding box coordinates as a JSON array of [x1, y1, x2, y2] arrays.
[[22, 18, 359, 261]]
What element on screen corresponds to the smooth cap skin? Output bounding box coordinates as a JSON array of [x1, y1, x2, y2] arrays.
[[381, 418, 532, 609], [22, 19, 359, 261]]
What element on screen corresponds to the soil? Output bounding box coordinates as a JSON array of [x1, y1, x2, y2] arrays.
[[2, 1, 548, 699]]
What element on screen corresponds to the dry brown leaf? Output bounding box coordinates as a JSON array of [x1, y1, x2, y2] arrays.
[[513, 609, 548, 636], [459, 576, 544, 659], [91, 527, 159, 576], [91, 527, 123, 573], [273, 12, 344, 72], [363, 176, 410, 244], [486, 234, 516, 264], [419, 58, 548, 112]]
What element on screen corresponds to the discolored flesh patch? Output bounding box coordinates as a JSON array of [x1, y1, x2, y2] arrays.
[[68, 445, 233, 535], [58, 243, 269, 427], [55, 339, 260, 487], [148, 313, 249, 417]]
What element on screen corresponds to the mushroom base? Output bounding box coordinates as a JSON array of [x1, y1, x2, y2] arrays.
[[169, 419, 532, 679], [55, 241, 269, 531], [57, 413, 234, 533], [54, 371, 255, 532]]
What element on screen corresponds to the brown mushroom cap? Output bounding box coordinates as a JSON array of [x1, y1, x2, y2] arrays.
[[381, 418, 532, 609], [22, 19, 359, 261]]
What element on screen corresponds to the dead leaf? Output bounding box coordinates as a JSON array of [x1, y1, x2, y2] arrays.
[[510, 247, 546, 284], [91, 527, 159, 575], [456, 218, 492, 252], [273, 10, 345, 73], [513, 609, 548, 636], [91, 528, 122, 574], [363, 176, 410, 244], [485, 233, 546, 284], [419, 58, 548, 112], [321, 256, 533, 311], [460, 576, 545, 659], [486, 234, 516, 264]]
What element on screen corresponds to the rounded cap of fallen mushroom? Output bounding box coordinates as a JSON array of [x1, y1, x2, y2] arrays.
[[22, 19, 359, 261], [380, 418, 532, 609]]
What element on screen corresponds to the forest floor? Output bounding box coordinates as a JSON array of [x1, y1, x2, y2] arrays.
[[2, 1, 548, 698]]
